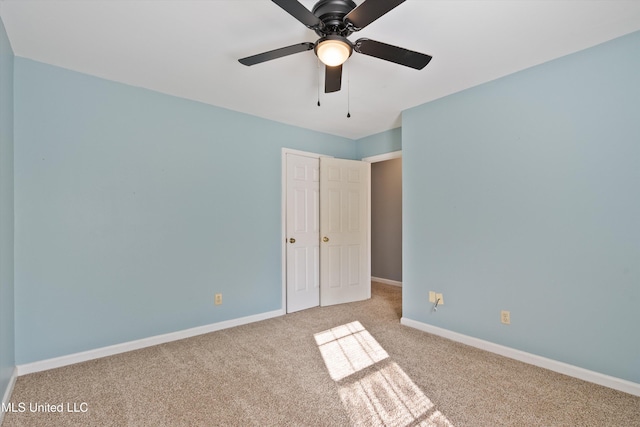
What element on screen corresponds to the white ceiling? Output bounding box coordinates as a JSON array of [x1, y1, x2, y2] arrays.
[[2, 0, 640, 139]]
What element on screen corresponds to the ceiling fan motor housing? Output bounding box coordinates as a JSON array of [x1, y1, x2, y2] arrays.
[[312, 0, 357, 37]]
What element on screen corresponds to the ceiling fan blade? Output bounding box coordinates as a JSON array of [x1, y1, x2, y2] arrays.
[[239, 43, 315, 66], [344, 0, 406, 30], [354, 38, 432, 70], [325, 64, 342, 93], [272, 0, 323, 29]]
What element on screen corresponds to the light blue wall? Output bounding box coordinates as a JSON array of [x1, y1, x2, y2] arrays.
[[0, 16, 15, 401], [13, 58, 355, 364], [355, 127, 401, 159], [8, 26, 639, 387], [402, 31, 640, 383]]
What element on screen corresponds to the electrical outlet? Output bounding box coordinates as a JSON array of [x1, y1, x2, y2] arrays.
[[435, 293, 443, 305], [501, 310, 510, 324], [429, 291, 436, 303], [215, 293, 223, 305]]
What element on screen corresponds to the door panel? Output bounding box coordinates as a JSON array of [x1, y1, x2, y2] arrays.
[[286, 154, 320, 312], [320, 157, 371, 306]]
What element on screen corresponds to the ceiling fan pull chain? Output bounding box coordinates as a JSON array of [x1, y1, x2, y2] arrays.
[[317, 58, 322, 106], [346, 62, 351, 118]]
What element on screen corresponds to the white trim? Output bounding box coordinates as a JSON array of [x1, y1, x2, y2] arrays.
[[362, 150, 402, 163], [371, 277, 402, 287], [400, 317, 640, 397], [17, 309, 284, 376], [366, 162, 372, 299], [281, 148, 327, 159], [0, 366, 18, 425]]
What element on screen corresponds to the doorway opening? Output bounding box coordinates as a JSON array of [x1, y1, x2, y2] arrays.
[[365, 151, 402, 289], [281, 148, 401, 313]]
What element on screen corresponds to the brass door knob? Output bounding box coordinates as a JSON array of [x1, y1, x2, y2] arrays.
[[322, 236, 329, 242], [289, 238, 296, 243]]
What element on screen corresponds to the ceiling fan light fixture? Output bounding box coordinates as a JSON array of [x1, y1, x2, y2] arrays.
[[315, 37, 352, 66]]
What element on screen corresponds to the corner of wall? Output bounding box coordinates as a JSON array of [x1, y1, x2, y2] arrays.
[[0, 12, 16, 415], [355, 127, 402, 159]]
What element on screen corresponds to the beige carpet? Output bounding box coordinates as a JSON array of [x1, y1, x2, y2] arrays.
[[3, 283, 639, 426]]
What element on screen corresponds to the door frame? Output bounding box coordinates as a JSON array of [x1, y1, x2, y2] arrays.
[[362, 150, 402, 163], [362, 149, 403, 288], [281, 148, 401, 312], [361, 150, 402, 286]]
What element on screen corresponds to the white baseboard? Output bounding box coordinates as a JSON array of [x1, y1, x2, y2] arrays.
[[0, 366, 18, 425], [401, 317, 640, 397], [371, 277, 402, 287], [17, 309, 285, 376]]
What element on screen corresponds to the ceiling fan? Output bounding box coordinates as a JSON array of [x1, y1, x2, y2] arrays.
[[238, 0, 432, 93]]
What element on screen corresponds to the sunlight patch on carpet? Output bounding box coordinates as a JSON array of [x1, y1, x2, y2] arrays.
[[315, 321, 455, 426], [314, 321, 389, 381]]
